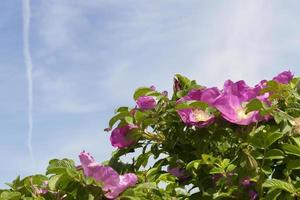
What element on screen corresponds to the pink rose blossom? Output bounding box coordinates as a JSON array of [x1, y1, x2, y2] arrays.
[[177, 108, 215, 127], [223, 80, 257, 102], [273, 70, 293, 84], [104, 173, 138, 199], [79, 151, 138, 199], [177, 87, 220, 127], [179, 87, 221, 106], [214, 94, 259, 125], [110, 125, 137, 149], [136, 96, 157, 110]]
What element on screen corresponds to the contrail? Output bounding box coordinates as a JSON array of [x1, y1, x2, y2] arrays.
[[22, 0, 35, 166]]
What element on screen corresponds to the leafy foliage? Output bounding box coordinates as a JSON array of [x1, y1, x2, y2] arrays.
[[2, 71, 300, 199]]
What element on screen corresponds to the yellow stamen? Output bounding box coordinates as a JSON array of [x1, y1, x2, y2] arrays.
[[193, 109, 212, 122], [235, 107, 252, 120]]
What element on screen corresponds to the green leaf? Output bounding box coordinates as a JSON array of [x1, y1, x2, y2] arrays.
[[174, 74, 191, 89], [290, 77, 300, 89], [186, 160, 202, 171], [109, 112, 130, 128], [127, 128, 142, 141], [265, 149, 285, 160], [134, 110, 147, 123], [175, 101, 208, 110], [287, 159, 300, 170], [156, 173, 177, 184], [48, 174, 62, 190], [124, 116, 134, 124], [250, 130, 283, 149], [265, 189, 282, 200], [282, 144, 300, 157], [246, 98, 263, 113], [263, 179, 296, 194], [209, 167, 224, 174], [226, 164, 236, 172], [146, 168, 161, 181], [265, 132, 284, 148], [133, 87, 153, 101], [46, 159, 76, 175], [134, 151, 152, 170], [48, 174, 72, 191], [291, 137, 300, 147], [0, 191, 21, 200]]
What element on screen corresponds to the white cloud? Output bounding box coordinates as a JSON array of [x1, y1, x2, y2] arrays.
[[33, 68, 104, 113], [184, 1, 273, 87]]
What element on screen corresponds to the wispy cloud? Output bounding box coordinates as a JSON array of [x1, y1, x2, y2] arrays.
[[22, 0, 35, 168]]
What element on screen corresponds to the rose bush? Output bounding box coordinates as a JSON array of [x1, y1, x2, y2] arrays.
[[1, 71, 300, 200]]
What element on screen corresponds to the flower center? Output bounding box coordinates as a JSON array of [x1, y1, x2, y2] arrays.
[[235, 107, 252, 120], [192, 109, 212, 122]]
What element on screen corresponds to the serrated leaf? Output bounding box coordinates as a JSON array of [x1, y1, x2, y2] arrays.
[[47, 159, 76, 175], [48, 174, 62, 190]]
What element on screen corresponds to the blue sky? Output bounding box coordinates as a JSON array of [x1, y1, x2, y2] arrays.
[[1, 0, 300, 187]]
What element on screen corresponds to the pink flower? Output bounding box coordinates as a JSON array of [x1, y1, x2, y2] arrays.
[[177, 87, 220, 127], [273, 70, 293, 84], [223, 80, 257, 102], [110, 125, 138, 149], [214, 94, 259, 125], [214, 79, 273, 125], [180, 87, 221, 106], [79, 151, 138, 199], [94, 165, 120, 186], [136, 96, 156, 110], [104, 173, 138, 199], [79, 151, 97, 176], [177, 108, 215, 127]]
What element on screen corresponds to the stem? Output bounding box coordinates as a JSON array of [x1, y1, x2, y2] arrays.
[[258, 148, 267, 196]]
